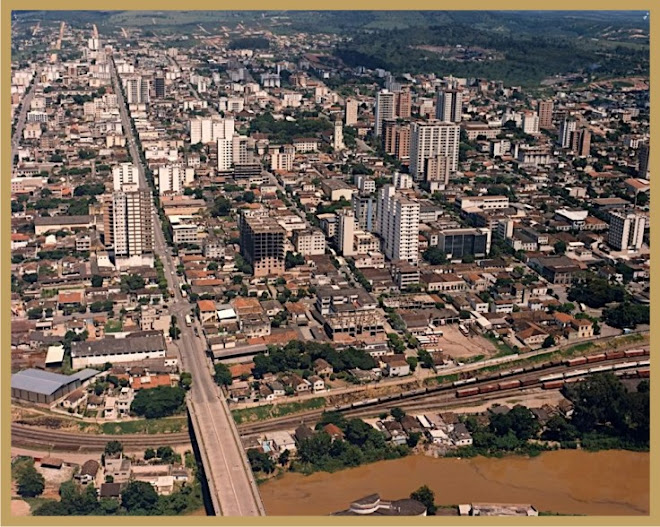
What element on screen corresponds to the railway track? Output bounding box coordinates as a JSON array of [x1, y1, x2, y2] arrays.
[[11, 425, 192, 452], [237, 355, 648, 435], [11, 352, 648, 450]]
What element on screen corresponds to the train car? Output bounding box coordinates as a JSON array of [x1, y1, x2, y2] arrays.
[[498, 379, 521, 390], [520, 378, 539, 387], [637, 360, 650, 367], [563, 369, 588, 379], [638, 368, 650, 378], [586, 353, 607, 364], [539, 373, 564, 383], [605, 350, 625, 360], [453, 378, 477, 387], [542, 380, 564, 390], [479, 384, 499, 394], [614, 361, 638, 370], [642, 348, 650, 356], [408, 388, 427, 397], [624, 349, 645, 358], [565, 357, 588, 367], [456, 387, 479, 398], [588, 365, 614, 374]]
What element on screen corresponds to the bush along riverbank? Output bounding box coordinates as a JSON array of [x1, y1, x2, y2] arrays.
[[447, 373, 649, 459]]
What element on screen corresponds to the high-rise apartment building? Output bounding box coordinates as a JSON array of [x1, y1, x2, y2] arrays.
[[345, 99, 358, 126], [396, 87, 412, 119], [157, 164, 195, 195], [522, 111, 539, 135], [334, 120, 344, 151], [154, 76, 166, 98], [113, 163, 140, 188], [571, 128, 591, 157], [190, 117, 235, 145], [374, 90, 395, 137], [352, 194, 376, 232], [425, 155, 452, 189], [124, 77, 142, 104], [239, 213, 286, 277], [112, 185, 154, 260], [384, 121, 411, 160], [538, 100, 554, 128], [217, 138, 233, 172], [559, 118, 577, 148], [608, 212, 646, 251], [409, 120, 460, 181], [270, 147, 294, 172], [435, 89, 463, 123], [232, 135, 254, 165], [336, 209, 356, 256], [378, 185, 420, 263], [106, 164, 154, 268]]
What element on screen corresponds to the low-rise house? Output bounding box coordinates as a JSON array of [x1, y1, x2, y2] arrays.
[[265, 431, 297, 454], [99, 482, 121, 499], [62, 389, 87, 410], [450, 423, 473, 446], [77, 460, 101, 486], [381, 354, 411, 377], [308, 375, 325, 392], [268, 380, 285, 397], [323, 423, 345, 441], [104, 454, 131, 483], [313, 358, 333, 376]]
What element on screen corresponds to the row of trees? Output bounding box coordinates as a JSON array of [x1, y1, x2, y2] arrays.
[[33, 479, 202, 516], [251, 341, 376, 379]]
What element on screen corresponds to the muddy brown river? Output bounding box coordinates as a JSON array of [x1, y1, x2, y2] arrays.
[[260, 450, 649, 516]]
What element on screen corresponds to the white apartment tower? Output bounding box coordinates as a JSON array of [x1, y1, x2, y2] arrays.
[[113, 163, 140, 188], [333, 120, 344, 151], [374, 90, 395, 137], [190, 117, 235, 145], [435, 89, 463, 123], [522, 112, 540, 135], [217, 138, 233, 172], [124, 77, 149, 104], [378, 185, 420, 264], [608, 212, 646, 251], [409, 120, 460, 181], [108, 163, 154, 267], [345, 99, 358, 126], [336, 209, 356, 256], [157, 164, 195, 195], [232, 135, 253, 165]]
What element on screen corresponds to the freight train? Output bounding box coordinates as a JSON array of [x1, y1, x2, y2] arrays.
[[331, 349, 649, 410]]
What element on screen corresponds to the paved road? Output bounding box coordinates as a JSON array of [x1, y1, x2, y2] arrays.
[[12, 68, 40, 163], [110, 56, 264, 517]]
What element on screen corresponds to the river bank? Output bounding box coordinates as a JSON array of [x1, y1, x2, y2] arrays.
[[259, 449, 648, 516]]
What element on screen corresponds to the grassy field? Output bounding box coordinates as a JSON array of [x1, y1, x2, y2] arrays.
[[84, 417, 189, 435], [232, 397, 325, 425]]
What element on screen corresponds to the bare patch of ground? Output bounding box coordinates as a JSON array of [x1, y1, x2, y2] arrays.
[[439, 325, 498, 359]]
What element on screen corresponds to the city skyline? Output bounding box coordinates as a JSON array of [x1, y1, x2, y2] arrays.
[[6, 9, 652, 520]]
